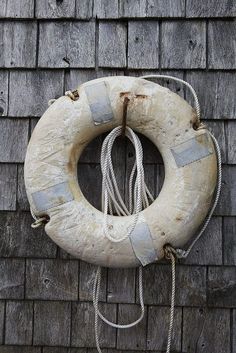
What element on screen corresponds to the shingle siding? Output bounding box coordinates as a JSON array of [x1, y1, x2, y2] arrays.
[[0, 1, 235, 352]]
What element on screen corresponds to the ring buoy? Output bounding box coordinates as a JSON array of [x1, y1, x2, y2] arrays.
[[24, 76, 217, 268]]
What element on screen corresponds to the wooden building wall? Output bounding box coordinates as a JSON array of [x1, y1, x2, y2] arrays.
[[0, 0, 235, 352]]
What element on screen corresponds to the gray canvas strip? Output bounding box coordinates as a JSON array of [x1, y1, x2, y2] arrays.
[[129, 222, 158, 266], [171, 132, 213, 168], [31, 181, 74, 212], [84, 81, 114, 125]]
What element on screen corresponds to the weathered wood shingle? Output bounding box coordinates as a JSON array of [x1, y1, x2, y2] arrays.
[[161, 21, 206, 68], [223, 217, 236, 265], [186, 0, 236, 17], [98, 22, 127, 68], [0, 259, 25, 299], [208, 20, 236, 69], [0, 70, 8, 116], [208, 266, 236, 307], [38, 21, 96, 68], [0, 0, 34, 18], [0, 164, 17, 210], [0, 119, 29, 162], [0, 21, 37, 68], [128, 21, 159, 69], [34, 301, 71, 346], [5, 301, 33, 345], [9, 71, 64, 117], [183, 308, 231, 353], [36, 0, 76, 18], [26, 259, 79, 300]]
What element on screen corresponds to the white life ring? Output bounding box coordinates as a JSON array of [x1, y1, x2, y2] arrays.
[[24, 76, 217, 268]]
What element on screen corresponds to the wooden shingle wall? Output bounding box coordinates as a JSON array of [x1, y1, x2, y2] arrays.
[[0, 0, 235, 352]]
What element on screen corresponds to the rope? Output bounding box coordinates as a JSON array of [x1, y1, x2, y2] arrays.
[[93, 125, 153, 353], [139, 74, 222, 259]]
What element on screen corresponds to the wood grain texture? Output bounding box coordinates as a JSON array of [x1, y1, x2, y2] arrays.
[[128, 21, 159, 69], [233, 310, 236, 353], [0, 21, 37, 68], [71, 302, 116, 347], [147, 306, 182, 351], [34, 301, 71, 346], [0, 212, 57, 258], [0, 347, 40, 353], [186, 0, 236, 17], [227, 121, 236, 164], [98, 22, 127, 68], [36, 0, 76, 18], [0, 301, 4, 344], [94, 0, 119, 18], [9, 71, 64, 117], [75, 0, 93, 19], [117, 304, 147, 350], [186, 71, 236, 120], [141, 264, 206, 306], [215, 166, 236, 216], [119, 0, 185, 17], [183, 307, 230, 353], [0, 164, 17, 210], [182, 216, 223, 265], [107, 268, 136, 303], [17, 164, 29, 210], [26, 259, 78, 300], [0, 70, 8, 116], [79, 261, 107, 301], [0, 0, 34, 18], [208, 20, 236, 69], [5, 301, 33, 345], [38, 21, 95, 68], [161, 21, 206, 69], [205, 120, 226, 163], [0, 259, 25, 299], [208, 266, 236, 307], [0, 119, 28, 162], [223, 217, 236, 265], [43, 348, 87, 353]]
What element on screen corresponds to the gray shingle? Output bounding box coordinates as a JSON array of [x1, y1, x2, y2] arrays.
[[182, 217, 222, 265], [208, 266, 236, 307], [36, 0, 76, 18], [107, 268, 136, 303], [17, 164, 29, 210], [5, 301, 33, 345], [141, 264, 206, 306], [0, 119, 28, 162], [98, 22, 127, 68], [0, 347, 40, 353], [205, 120, 227, 163], [117, 304, 147, 350], [208, 20, 236, 69], [161, 21, 206, 69], [224, 217, 236, 265], [119, 0, 185, 17], [215, 166, 236, 216], [186, 71, 236, 120], [0, 212, 57, 258], [0, 70, 8, 116], [128, 21, 159, 69], [94, 0, 119, 18], [227, 121, 236, 164], [0, 259, 25, 299], [147, 306, 182, 351], [183, 307, 230, 353], [79, 261, 107, 301], [26, 259, 78, 300], [186, 0, 236, 17], [0, 21, 37, 68], [72, 302, 116, 347], [78, 164, 102, 210], [233, 310, 236, 353], [0, 0, 34, 18], [0, 301, 4, 344], [0, 164, 17, 210], [9, 71, 64, 117], [75, 0, 93, 19], [38, 21, 95, 68], [34, 301, 71, 346]]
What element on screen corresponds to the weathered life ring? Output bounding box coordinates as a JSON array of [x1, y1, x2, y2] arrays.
[[24, 76, 217, 268]]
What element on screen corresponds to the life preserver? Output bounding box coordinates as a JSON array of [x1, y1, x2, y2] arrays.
[[24, 76, 217, 268]]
